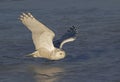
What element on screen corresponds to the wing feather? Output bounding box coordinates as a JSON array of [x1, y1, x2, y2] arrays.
[[20, 13, 55, 51], [54, 26, 78, 48]]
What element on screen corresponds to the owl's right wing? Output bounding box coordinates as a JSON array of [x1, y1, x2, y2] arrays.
[[20, 13, 55, 51]]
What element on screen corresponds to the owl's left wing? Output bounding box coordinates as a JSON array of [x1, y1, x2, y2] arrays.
[[53, 26, 78, 49]]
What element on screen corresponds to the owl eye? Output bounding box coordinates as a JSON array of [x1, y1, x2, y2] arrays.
[[60, 53, 63, 55]]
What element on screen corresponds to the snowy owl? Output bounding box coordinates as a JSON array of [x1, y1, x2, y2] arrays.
[[20, 13, 78, 60]]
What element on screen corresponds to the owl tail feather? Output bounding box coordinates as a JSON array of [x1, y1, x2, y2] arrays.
[[26, 51, 40, 58]]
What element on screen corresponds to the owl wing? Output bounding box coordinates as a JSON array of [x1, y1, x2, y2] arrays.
[[20, 13, 55, 51], [53, 26, 78, 49]]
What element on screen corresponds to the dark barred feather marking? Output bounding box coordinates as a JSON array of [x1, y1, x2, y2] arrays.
[[54, 26, 79, 48]]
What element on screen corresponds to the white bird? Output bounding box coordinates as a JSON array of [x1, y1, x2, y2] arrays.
[[20, 13, 78, 60]]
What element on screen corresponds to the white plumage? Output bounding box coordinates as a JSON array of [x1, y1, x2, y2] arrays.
[[20, 13, 77, 60]]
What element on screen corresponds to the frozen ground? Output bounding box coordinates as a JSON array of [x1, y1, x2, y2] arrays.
[[0, 0, 120, 82]]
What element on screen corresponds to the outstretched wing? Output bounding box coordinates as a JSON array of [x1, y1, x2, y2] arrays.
[[20, 13, 55, 51], [53, 26, 78, 49]]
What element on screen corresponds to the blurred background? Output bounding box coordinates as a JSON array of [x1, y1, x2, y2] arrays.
[[0, 0, 120, 82]]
